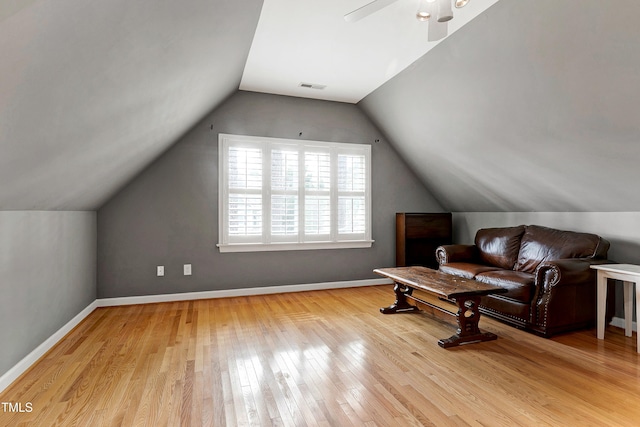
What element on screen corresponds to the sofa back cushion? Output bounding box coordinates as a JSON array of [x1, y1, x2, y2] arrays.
[[475, 226, 526, 269], [515, 225, 609, 273]]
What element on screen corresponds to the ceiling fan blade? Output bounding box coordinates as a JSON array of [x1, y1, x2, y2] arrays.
[[428, 21, 448, 41], [344, 0, 401, 23]]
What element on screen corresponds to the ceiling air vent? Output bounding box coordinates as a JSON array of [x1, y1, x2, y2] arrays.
[[299, 82, 326, 90]]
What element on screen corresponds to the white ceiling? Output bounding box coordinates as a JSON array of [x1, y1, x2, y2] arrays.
[[240, 0, 499, 103]]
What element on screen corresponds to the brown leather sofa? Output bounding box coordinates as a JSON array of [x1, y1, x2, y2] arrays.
[[435, 225, 611, 337]]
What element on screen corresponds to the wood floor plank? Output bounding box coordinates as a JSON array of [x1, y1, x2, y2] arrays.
[[2, 285, 640, 426]]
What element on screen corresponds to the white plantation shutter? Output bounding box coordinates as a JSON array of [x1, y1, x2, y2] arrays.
[[304, 152, 331, 191], [271, 148, 299, 238], [338, 154, 366, 237], [229, 195, 262, 236], [229, 147, 262, 190], [304, 151, 331, 239], [227, 147, 262, 241], [304, 196, 331, 236], [218, 134, 372, 252]]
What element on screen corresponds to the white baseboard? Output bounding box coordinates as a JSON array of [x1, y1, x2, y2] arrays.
[[96, 278, 391, 307], [0, 300, 98, 394], [610, 316, 638, 332], [0, 279, 391, 394]]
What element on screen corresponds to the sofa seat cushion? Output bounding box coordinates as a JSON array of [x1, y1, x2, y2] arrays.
[[438, 263, 501, 279], [475, 270, 535, 303]]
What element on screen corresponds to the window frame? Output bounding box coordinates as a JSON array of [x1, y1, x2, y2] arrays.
[[218, 134, 373, 253]]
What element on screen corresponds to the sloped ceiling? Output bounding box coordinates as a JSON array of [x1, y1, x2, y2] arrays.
[[360, 0, 640, 211], [0, 0, 263, 210], [4, 0, 640, 213]]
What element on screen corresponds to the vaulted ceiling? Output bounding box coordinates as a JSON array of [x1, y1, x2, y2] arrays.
[[2, 0, 640, 212]]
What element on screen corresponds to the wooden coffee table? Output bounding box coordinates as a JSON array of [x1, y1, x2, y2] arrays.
[[374, 266, 507, 348]]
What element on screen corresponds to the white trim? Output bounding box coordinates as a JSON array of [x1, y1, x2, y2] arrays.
[[0, 279, 391, 393], [217, 240, 374, 253], [0, 300, 98, 394], [97, 278, 391, 307], [611, 316, 638, 332]]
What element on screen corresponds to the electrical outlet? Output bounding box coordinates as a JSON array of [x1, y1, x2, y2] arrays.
[[183, 264, 192, 276], [157, 266, 165, 276]]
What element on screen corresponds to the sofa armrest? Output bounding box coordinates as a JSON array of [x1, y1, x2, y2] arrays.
[[535, 258, 596, 292], [531, 258, 605, 335], [435, 244, 478, 265]]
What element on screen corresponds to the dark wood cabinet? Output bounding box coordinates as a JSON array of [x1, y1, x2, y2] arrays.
[[396, 213, 452, 269]]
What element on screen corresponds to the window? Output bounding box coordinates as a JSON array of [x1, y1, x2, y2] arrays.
[[218, 134, 373, 252]]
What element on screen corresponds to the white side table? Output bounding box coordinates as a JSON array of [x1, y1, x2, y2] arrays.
[[591, 264, 640, 352]]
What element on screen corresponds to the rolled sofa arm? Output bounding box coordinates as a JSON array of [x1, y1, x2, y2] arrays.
[[532, 258, 604, 335], [435, 244, 478, 265], [535, 258, 596, 293]]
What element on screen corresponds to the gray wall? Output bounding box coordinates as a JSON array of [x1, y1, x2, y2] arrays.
[[0, 211, 96, 376], [97, 91, 443, 298]]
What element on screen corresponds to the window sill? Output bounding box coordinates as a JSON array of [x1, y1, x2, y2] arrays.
[[217, 240, 374, 253]]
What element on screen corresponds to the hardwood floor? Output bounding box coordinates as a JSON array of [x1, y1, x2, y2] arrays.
[[1, 285, 640, 426]]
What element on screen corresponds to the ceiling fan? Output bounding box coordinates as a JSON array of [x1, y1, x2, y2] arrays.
[[344, 0, 470, 42]]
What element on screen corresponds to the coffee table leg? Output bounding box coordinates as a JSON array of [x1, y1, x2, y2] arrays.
[[380, 283, 419, 314], [438, 296, 497, 348]]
